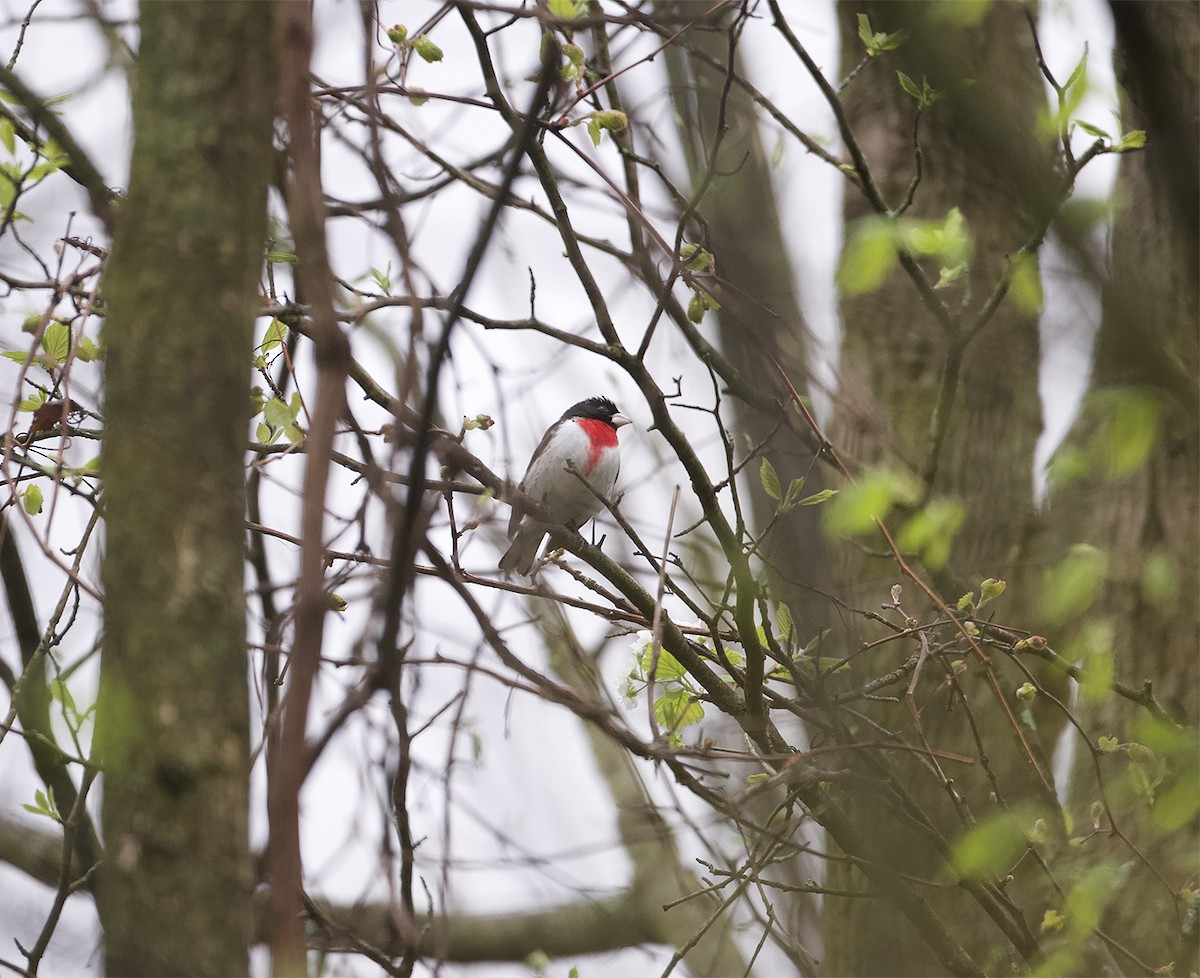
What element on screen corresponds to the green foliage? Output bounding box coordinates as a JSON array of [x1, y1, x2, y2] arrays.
[[1062, 619, 1114, 702], [1096, 388, 1161, 475], [895, 498, 965, 570], [840, 208, 973, 297], [759, 457, 782, 502], [896, 71, 941, 110], [856, 13, 908, 56], [1009, 252, 1043, 315], [586, 109, 627, 146], [22, 483, 43, 515], [22, 786, 61, 824], [1037, 543, 1107, 624], [258, 318, 288, 356], [654, 687, 704, 737], [1139, 550, 1180, 608], [17, 388, 46, 412], [411, 35, 444, 64], [257, 391, 304, 445], [1032, 865, 1123, 977], [547, 0, 587, 23], [1047, 388, 1164, 490], [622, 631, 708, 748], [928, 0, 992, 25], [838, 216, 899, 294], [686, 287, 720, 323], [822, 468, 920, 538], [679, 242, 714, 274], [950, 806, 1038, 883]]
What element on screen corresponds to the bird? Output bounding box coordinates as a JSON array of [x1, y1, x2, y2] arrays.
[[498, 396, 631, 575]]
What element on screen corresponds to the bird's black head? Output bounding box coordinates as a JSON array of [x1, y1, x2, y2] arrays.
[[562, 396, 630, 430]]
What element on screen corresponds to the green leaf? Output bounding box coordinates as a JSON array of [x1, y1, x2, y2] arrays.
[[1140, 551, 1180, 608], [591, 109, 627, 135], [586, 117, 602, 146], [259, 318, 288, 354], [856, 13, 874, 48], [1009, 252, 1043, 315], [895, 498, 965, 570], [950, 808, 1034, 882], [654, 687, 704, 736], [822, 468, 919, 538], [638, 645, 688, 682], [1113, 129, 1146, 152], [904, 207, 971, 266], [76, 335, 101, 362], [1063, 618, 1115, 703], [897, 71, 921, 99], [263, 396, 298, 429], [370, 265, 392, 295], [956, 591, 975, 611], [1075, 119, 1110, 140], [17, 390, 46, 412], [838, 217, 899, 295], [41, 320, 70, 364], [265, 250, 298, 264], [411, 34, 443, 63], [1037, 544, 1107, 624], [547, 0, 587, 21], [1065, 46, 1088, 92], [797, 488, 837, 506], [22, 484, 43, 515], [776, 602, 796, 644], [1099, 388, 1161, 476], [781, 476, 807, 512], [978, 578, 1007, 607], [759, 457, 782, 501], [934, 261, 967, 290], [0, 116, 14, 155], [929, 0, 992, 26]]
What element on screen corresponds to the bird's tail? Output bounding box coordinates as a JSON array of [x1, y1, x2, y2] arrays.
[[498, 528, 544, 575]]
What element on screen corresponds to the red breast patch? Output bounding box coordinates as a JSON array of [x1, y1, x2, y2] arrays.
[[577, 418, 618, 474]]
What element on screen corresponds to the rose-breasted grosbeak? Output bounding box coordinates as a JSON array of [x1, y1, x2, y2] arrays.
[[498, 396, 631, 575]]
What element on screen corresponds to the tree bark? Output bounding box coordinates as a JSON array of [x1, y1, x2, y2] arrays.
[[824, 3, 1054, 974], [1050, 4, 1199, 970], [95, 3, 275, 974]]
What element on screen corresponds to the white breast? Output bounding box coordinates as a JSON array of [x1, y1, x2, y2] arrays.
[[522, 419, 619, 528]]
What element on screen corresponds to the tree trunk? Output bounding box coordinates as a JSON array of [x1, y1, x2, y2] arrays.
[[1049, 4, 1199, 970], [825, 3, 1053, 974], [96, 3, 275, 974]]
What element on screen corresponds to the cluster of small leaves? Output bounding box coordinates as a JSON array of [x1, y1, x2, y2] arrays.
[[896, 71, 941, 110], [584, 108, 627, 147], [838, 207, 974, 295], [1048, 388, 1163, 488], [23, 785, 61, 824], [679, 243, 721, 323], [255, 391, 303, 446], [4, 319, 100, 372], [856, 13, 908, 57], [622, 631, 713, 748], [0, 91, 72, 221], [758, 457, 835, 514], [387, 24, 443, 64]]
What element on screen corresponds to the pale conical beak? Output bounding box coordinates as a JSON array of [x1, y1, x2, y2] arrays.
[[611, 412, 632, 429]]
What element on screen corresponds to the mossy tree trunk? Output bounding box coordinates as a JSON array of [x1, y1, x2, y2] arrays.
[[96, 3, 275, 974]]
